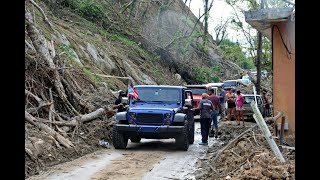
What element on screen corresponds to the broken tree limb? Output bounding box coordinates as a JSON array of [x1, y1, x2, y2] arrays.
[[25, 111, 74, 148], [251, 101, 286, 162], [61, 77, 95, 113], [48, 88, 54, 128], [265, 111, 283, 124], [34, 108, 107, 127], [25, 89, 42, 104], [29, 0, 54, 30]]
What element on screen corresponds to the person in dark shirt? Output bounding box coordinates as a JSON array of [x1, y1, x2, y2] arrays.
[[113, 91, 127, 112], [198, 93, 214, 145]]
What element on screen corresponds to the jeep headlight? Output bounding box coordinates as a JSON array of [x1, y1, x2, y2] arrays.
[[164, 113, 171, 119], [129, 112, 136, 118]]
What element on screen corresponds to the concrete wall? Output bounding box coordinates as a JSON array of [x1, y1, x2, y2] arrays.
[[272, 18, 295, 134]]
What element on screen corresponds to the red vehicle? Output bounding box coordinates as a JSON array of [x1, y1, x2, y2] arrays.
[[186, 84, 217, 116]]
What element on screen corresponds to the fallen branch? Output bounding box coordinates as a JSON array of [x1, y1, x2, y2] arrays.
[[25, 89, 42, 104], [265, 111, 283, 124], [212, 125, 258, 164], [25, 111, 74, 148], [29, 0, 54, 30]]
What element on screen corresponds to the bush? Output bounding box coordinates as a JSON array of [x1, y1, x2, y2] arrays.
[[193, 66, 221, 84], [68, 0, 104, 21]]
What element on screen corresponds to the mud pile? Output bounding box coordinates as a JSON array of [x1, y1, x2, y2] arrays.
[[195, 122, 295, 180]]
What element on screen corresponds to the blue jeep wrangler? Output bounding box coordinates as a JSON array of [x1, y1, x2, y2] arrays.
[[112, 85, 194, 151]]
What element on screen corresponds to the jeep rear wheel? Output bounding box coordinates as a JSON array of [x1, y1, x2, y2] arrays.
[[130, 136, 141, 143], [175, 121, 189, 151], [112, 127, 128, 149], [188, 123, 194, 144]]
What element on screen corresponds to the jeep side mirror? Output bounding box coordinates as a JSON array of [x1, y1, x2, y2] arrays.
[[184, 98, 192, 106]]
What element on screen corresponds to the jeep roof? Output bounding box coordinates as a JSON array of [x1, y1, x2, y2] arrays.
[[134, 85, 186, 89]]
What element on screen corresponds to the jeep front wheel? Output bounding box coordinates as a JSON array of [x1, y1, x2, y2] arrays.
[[112, 127, 128, 149], [175, 121, 189, 151]]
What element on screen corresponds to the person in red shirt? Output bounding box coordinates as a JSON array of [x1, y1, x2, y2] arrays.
[[208, 88, 220, 138]]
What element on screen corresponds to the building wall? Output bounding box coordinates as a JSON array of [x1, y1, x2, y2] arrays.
[[272, 18, 295, 134]]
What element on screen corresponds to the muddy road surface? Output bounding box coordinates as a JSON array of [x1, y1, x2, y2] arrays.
[[27, 121, 225, 180]]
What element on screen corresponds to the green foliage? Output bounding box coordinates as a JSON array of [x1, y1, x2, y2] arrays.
[[193, 66, 221, 84], [68, 0, 105, 21], [220, 39, 255, 69]]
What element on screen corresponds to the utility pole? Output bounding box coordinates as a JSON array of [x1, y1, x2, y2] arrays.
[[256, 0, 265, 95]]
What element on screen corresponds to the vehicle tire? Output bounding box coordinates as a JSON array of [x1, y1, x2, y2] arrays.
[[188, 122, 194, 144], [175, 121, 189, 151], [112, 127, 128, 149], [130, 136, 141, 143]]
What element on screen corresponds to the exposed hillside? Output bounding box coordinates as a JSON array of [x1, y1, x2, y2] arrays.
[[25, 0, 246, 177]]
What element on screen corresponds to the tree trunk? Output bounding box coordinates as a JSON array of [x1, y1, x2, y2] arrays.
[[25, 10, 79, 116], [256, 31, 262, 95], [203, 0, 209, 50]]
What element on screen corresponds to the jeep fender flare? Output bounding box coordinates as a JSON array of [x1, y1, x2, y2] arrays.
[[116, 112, 127, 123], [173, 113, 186, 123]]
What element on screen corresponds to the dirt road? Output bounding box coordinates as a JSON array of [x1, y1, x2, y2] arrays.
[[27, 121, 223, 180]]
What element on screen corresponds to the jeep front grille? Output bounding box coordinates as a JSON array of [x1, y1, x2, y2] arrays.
[[136, 113, 163, 124]]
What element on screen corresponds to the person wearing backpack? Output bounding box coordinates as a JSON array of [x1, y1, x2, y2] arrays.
[[235, 90, 245, 126]]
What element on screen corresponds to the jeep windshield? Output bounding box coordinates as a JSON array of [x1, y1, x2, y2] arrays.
[[223, 81, 237, 87], [134, 87, 180, 102], [186, 87, 207, 95]]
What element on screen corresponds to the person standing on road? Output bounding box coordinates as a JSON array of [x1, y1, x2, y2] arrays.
[[208, 88, 220, 138], [226, 89, 236, 121], [235, 90, 245, 126], [112, 90, 127, 112], [198, 93, 214, 145], [218, 86, 226, 121], [262, 90, 271, 117]]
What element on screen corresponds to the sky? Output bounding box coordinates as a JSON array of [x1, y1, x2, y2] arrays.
[[185, 0, 254, 48]]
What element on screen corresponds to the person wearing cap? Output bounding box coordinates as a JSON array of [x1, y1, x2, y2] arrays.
[[113, 90, 127, 112], [208, 88, 220, 138], [235, 90, 245, 126], [197, 93, 214, 145]]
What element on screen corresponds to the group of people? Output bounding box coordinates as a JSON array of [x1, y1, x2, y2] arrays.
[[226, 89, 245, 126]]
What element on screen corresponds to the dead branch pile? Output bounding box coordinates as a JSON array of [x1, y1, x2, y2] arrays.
[[25, 1, 117, 177], [195, 123, 295, 180]]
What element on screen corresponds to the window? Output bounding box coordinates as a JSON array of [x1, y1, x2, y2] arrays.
[[134, 87, 180, 102], [187, 87, 207, 95], [244, 96, 262, 105]]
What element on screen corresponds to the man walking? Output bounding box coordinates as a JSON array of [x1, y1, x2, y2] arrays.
[[208, 88, 220, 138], [198, 93, 214, 145]]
